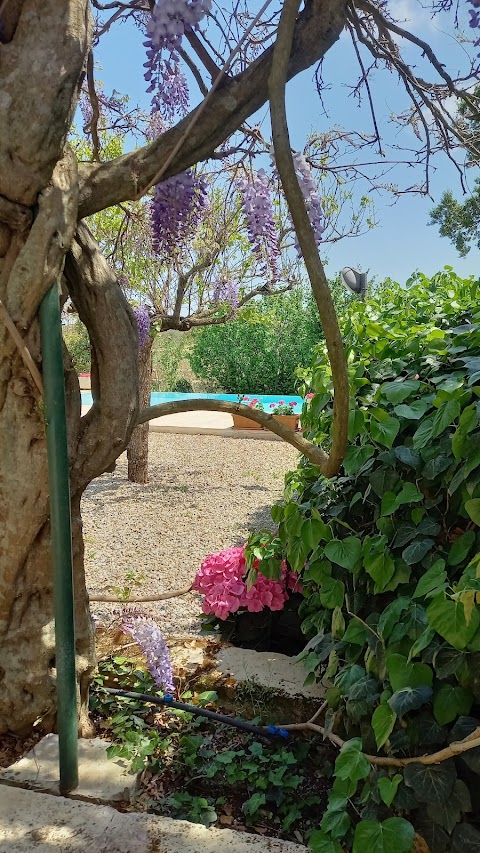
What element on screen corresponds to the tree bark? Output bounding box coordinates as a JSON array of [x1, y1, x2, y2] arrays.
[[127, 338, 153, 484]]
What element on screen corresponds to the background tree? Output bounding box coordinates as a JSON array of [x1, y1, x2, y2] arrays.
[[431, 83, 480, 255], [0, 0, 478, 737]]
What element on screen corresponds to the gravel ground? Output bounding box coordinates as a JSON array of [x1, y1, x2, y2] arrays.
[[82, 433, 298, 634]]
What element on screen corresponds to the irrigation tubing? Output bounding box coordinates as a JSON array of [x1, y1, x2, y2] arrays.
[[103, 687, 289, 741]]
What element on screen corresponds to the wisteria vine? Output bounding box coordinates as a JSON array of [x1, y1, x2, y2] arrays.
[[118, 608, 174, 692], [237, 169, 279, 281]]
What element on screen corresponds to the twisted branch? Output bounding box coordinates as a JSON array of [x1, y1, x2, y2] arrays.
[[268, 0, 349, 477]]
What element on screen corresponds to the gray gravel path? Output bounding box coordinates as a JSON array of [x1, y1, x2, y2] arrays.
[[82, 433, 298, 634]]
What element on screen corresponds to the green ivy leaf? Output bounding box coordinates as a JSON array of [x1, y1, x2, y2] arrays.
[[371, 415, 401, 449], [343, 444, 375, 476], [364, 551, 395, 590], [396, 482, 424, 505], [465, 499, 480, 526], [334, 738, 371, 785], [319, 576, 345, 610], [302, 517, 330, 551], [382, 379, 420, 404], [423, 455, 452, 480], [324, 537, 362, 570], [372, 703, 397, 748], [448, 530, 476, 566], [309, 830, 343, 853], [403, 760, 456, 806], [381, 491, 399, 516], [343, 620, 369, 646], [378, 774, 403, 807], [402, 538, 435, 565], [394, 446, 421, 467], [413, 560, 448, 599], [242, 792, 266, 816], [348, 408, 365, 440], [427, 593, 480, 649], [378, 597, 411, 639], [433, 684, 473, 725], [353, 818, 415, 853], [395, 400, 431, 420], [388, 686, 432, 718], [432, 399, 461, 438], [320, 808, 351, 839], [412, 416, 436, 450], [370, 466, 400, 498], [387, 654, 433, 691], [451, 822, 480, 852], [286, 537, 309, 573]]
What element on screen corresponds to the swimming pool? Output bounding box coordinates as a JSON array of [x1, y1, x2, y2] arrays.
[[80, 391, 304, 409]]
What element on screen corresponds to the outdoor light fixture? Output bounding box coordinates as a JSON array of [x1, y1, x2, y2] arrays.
[[341, 267, 368, 300]]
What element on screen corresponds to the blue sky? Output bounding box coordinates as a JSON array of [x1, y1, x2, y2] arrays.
[[95, 0, 480, 284]]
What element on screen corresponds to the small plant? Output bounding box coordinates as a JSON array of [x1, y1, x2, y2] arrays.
[[268, 400, 300, 415], [239, 396, 264, 411], [109, 570, 145, 601]]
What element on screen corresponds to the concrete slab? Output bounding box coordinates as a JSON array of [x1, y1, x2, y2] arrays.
[[0, 734, 136, 804], [0, 786, 306, 852], [215, 647, 325, 701]]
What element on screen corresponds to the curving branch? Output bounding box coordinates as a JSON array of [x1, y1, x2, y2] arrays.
[[64, 223, 139, 492], [269, 0, 349, 478], [138, 399, 329, 470], [77, 0, 349, 218]]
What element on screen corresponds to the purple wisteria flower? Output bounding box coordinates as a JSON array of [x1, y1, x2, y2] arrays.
[[468, 0, 480, 33], [150, 170, 209, 257], [119, 608, 174, 693], [237, 169, 279, 281], [132, 305, 151, 350], [212, 277, 240, 308], [292, 152, 325, 251], [143, 0, 211, 120]]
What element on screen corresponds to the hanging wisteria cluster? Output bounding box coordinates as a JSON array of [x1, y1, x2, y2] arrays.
[[132, 305, 151, 350], [118, 608, 175, 692], [143, 0, 211, 121], [237, 170, 279, 282], [292, 152, 325, 250], [150, 169, 208, 257], [212, 277, 240, 308]]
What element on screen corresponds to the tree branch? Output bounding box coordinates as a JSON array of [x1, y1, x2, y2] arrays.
[[137, 399, 329, 471], [269, 0, 349, 478], [77, 0, 349, 218]]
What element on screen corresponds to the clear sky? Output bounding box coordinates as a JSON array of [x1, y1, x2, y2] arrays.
[[94, 0, 480, 285]]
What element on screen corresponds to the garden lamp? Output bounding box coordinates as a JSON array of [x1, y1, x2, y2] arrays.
[[341, 267, 368, 300]]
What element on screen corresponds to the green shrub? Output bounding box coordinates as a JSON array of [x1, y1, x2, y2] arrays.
[[172, 378, 193, 393], [246, 268, 480, 850], [63, 319, 91, 372], [188, 289, 338, 395]]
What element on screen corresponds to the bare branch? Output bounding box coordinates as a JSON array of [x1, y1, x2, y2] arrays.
[[269, 0, 349, 478]]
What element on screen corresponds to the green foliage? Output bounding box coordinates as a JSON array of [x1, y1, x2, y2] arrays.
[[188, 288, 343, 394], [91, 656, 327, 838], [62, 319, 90, 372], [246, 269, 480, 851], [153, 334, 188, 391]]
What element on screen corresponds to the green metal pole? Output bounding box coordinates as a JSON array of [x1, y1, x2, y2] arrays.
[[39, 282, 78, 794]]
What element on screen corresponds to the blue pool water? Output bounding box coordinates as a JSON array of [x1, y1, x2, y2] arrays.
[[80, 391, 304, 409]]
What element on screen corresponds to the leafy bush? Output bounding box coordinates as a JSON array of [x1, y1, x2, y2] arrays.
[[63, 318, 91, 372], [246, 269, 480, 850], [172, 378, 193, 393], [153, 333, 188, 391], [188, 289, 336, 394]]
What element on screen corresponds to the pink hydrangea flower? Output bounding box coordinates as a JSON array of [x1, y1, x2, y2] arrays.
[[306, 392, 315, 400], [192, 546, 300, 620], [289, 401, 297, 407], [269, 403, 276, 409], [278, 400, 285, 405]]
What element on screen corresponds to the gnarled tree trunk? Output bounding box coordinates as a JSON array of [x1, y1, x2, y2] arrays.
[[128, 337, 153, 484]]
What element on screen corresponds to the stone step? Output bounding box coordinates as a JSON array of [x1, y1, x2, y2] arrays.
[[0, 785, 306, 853]]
